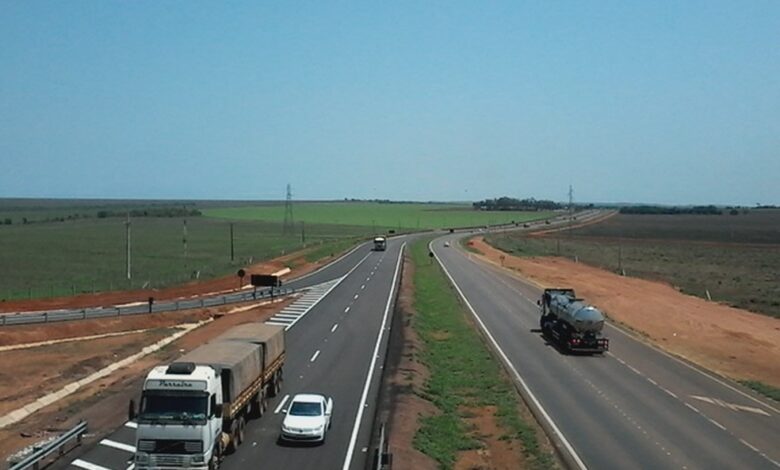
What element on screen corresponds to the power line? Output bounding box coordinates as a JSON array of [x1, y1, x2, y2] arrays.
[[283, 183, 294, 235]]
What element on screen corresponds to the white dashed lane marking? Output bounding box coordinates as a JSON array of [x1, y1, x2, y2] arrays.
[[274, 394, 290, 414], [100, 439, 135, 453]]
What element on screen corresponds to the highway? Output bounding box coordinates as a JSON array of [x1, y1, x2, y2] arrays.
[[432, 234, 780, 469], [62, 238, 405, 470]]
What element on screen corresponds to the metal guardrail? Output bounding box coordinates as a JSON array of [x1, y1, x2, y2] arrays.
[[372, 421, 392, 470], [0, 287, 296, 327], [7, 421, 87, 470]]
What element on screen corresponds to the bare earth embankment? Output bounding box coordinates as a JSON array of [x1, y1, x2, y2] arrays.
[[470, 237, 780, 389]]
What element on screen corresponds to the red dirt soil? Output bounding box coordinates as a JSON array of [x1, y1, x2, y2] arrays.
[[470, 237, 780, 388], [0, 298, 290, 460]]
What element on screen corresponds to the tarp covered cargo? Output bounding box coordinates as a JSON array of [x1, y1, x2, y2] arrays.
[[179, 341, 262, 404], [215, 323, 285, 368]]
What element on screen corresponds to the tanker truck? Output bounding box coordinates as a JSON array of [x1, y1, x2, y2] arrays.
[[538, 288, 609, 354], [130, 323, 285, 469]]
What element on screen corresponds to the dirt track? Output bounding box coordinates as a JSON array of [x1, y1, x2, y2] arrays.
[[471, 237, 780, 388]]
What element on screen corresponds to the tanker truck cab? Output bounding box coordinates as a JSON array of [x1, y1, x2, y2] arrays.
[[133, 362, 222, 470]]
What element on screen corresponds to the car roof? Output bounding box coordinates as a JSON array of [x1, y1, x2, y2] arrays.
[[290, 393, 326, 403]]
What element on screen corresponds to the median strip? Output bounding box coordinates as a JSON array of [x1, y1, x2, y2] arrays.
[[406, 238, 556, 469]]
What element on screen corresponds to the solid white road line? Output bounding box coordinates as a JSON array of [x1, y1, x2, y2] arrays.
[[274, 394, 290, 414], [265, 321, 290, 326], [71, 460, 112, 470], [310, 350, 321, 362], [100, 439, 136, 453], [430, 242, 588, 470], [331, 324, 339, 333], [342, 242, 405, 470]]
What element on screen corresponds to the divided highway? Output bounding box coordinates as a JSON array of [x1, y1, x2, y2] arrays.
[[63, 239, 405, 470], [432, 235, 780, 469]]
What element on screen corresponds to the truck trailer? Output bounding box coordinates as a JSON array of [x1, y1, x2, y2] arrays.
[[539, 288, 609, 354], [130, 323, 285, 469]]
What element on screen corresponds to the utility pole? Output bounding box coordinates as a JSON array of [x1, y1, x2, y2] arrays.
[[182, 219, 188, 259], [301, 221, 305, 244], [229, 223, 235, 262], [125, 213, 132, 281]]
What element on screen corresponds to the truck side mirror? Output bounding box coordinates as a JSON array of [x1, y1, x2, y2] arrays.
[[214, 404, 223, 418], [128, 399, 137, 421]]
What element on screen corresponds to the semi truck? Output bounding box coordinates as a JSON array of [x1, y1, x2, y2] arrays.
[[373, 236, 387, 251], [130, 323, 285, 469], [539, 288, 609, 354]]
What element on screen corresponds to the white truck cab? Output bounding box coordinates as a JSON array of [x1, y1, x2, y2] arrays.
[[133, 363, 223, 470]]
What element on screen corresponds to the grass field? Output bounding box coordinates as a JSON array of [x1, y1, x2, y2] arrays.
[[486, 210, 780, 318], [0, 215, 368, 301], [410, 238, 554, 469], [204, 202, 553, 230], [0, 199, 550, 302]]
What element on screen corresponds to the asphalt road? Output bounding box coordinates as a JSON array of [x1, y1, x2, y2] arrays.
[[432, 235, 780, 470], [62, 238, 405, 470]]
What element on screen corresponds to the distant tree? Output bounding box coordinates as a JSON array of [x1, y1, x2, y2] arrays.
[[3, 218, 11, 225]]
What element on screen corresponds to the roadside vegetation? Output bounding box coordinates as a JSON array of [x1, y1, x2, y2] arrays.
[[486, 211, 780, 318], [739, 380, 780, 402], [409, 238, 555, 469]]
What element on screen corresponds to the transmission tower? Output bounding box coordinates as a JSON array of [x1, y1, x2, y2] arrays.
[[283, 184, 294, 235]]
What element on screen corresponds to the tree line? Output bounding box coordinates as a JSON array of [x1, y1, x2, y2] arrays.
[[473, 197, 563, 211]]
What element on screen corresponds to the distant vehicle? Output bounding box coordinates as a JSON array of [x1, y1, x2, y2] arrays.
[[523, 223, 530, 228], [538, 288, 608, 354], [373, 236, 387, 251], [280, 394, 333, 444], [443, 241, 450, 247], [131, 323, 285, 469]]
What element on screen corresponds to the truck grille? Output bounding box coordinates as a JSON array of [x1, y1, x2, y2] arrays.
[[150, 454, 186, 467], [138, 439, 203, 454]]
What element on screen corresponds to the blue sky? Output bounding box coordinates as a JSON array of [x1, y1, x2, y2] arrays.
[[1, 1, 778, 205]]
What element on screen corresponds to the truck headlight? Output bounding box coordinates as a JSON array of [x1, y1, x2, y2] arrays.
[[191, 454, 205, 464], [135, 453, 149, 464]]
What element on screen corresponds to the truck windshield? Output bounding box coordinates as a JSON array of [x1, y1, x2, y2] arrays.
[[139, 390, 208, 423]]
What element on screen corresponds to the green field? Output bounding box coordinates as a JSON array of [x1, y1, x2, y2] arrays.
[[0, 216, 368, 301], [203, 202, 552, 230], [0, 199, 550, 302], [409, 238, 554, 469], [485, 211, 780, 318]]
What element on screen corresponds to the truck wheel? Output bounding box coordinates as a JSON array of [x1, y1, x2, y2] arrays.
[[249, 393, 262, 419], [208, 450, 219, 470], [226, 422, 238, 454], [236, 417, 245, 446]]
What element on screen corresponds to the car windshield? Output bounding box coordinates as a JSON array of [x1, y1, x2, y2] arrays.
[[289, 401, 322, 416], [139, 390, 208, 422]]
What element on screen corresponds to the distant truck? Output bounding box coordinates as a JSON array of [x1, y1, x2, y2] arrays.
[[373, 236, 387, 251], [130, 323, 285, 469], [539, 288, 609, 354]]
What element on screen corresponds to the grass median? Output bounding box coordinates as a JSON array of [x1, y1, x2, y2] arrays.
[[409, 238, 555, 469]]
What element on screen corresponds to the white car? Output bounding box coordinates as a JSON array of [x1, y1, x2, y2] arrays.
[[443, 241, 450, 247], [280, 393, 333, 444]]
